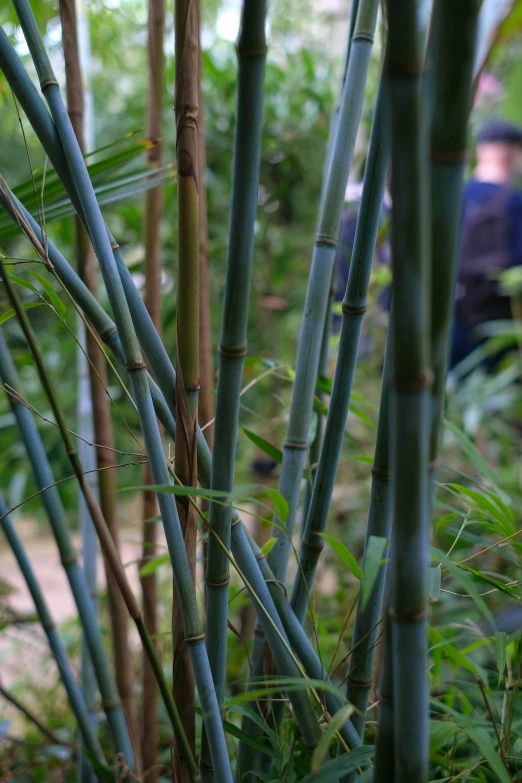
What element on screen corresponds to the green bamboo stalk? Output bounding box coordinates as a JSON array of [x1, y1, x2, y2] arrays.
[[291, 75, 390, 622], [200, 2, 267, 780], [58, 0, 141, 763], [429, 0, 479, 466], [386, 1, 431, 779], [372, 614, 395, 783], [172, 0, 201, 772], [0, 495, 105, 765], [11, 3, 232, 776], [266, 0, 380, 587], [141, 0, 166, 776], [0, 266, 197, 779], [0, 330, 132, 764]]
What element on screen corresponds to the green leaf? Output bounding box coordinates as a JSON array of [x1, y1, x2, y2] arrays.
[[360, 536, 388, 611], [448, 484, 510, 525], [31, 272, 67, 318], [427, 566, 441, 602], [139, 553, 170, 576], [462, 726, 511, 783], [317, 533, 363, 580], [0, 302, 43, 325], [242, 428, 282, 464], [429, 720, 458, 754], [265, 488, 289, 523], [9, 275, 39, 294], [444, 419, 499, 487], [496, 631, 507, 685], [299, 746, 374, 783], [220, 718, 275, 759], [311, 703, 355, 772], [261, 537, 278, 557], [458, 565, 522, 601]]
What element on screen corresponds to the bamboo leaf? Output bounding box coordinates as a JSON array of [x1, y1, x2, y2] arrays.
[[448, 484, 510, 525], [261, 537, 278, 557], [31, 272, 67, 319], [444, 419, 499, 487], [460, 726, 511, 783], [317, 533, 363, 580], [360, 535, 388, 611], [299, 746, 374, 783], [429, 720, 458, 754], [242, 427, 283, 464], [311, 703, 355, 772], [458, 565, 522, 600], [265, 488, 289, 522], [0, 302, 43, 325], [496, 632, 507, 685], [427, 566, 441, 602], [9, 276, 39, 294], [139, 553, 170, 576]]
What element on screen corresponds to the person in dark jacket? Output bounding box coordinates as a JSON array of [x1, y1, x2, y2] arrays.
[[451, 119, 522, 369]]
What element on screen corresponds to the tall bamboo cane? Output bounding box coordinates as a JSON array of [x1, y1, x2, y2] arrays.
[[429, 0, 479, 467], [11, 2, 232, 776], [171, 0, 201, 773], [141, 0, 166, 775], [0, 269, 198, 778], [200, 2, 267, 780], [0, 496, 105, 765], [58, 0, 140, 762], [386, 2, 431, 779], [0, 331, 132, 764], [266, 0, 380, 586], [291, 75, 390, 622], [372, 614, 395, 783]]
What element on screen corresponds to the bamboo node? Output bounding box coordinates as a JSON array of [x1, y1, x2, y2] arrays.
[[199, 759, 214, 773], [205, 576, 231, 588], [430, 149, 467, 165], [110, 241, 120, 250], [342, 303, 367, 316], [60, 554, 78, 567], [371, 467, 393, 481], [376, 690, 392, 706], [101, 697, 123, 710], [389, 606, 427, 623], [347, 675, 373, 689], [40, 79, 59, 90], [255, 551, 265, 561], [353, 32, 374, 44], [236, 44, 268, 58], [100, 326, 118, 341], [392, 369, 434, 393], [284, 439, 309, 451], [302, 536, 324, 552], [125, 359, 147, 371], [314, 234, 337, 248], [219, 344, 248, 358], [185, 632, 206, 644], [231, 515, 241, 528], [265, 578, 288, 598]]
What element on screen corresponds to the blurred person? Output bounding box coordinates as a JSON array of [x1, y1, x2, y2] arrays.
[[451, 119, 522, 369]]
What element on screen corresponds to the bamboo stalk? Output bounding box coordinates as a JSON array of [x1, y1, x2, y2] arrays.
[[372, 614, 395, 783], [0, 495, 104, 763], [58, 0, 141, 763], [141, 0, 166, 775], [291, 75, 390, 622], [386, 2, 431, 779], [266, 0, 380, 585], [200, 2, 267, 780], [0, 330, 132, 764], [0, 267, 197, 778], [171, 0, 201, 773], [11, 3, 232, 776], [429, 0, 479, 466]]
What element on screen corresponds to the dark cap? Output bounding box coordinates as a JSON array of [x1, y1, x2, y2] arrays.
[[477, 119, 522, 146]]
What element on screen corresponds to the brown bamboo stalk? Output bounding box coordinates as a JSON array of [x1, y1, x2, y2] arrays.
[[58, 0, 141, 768], [172, 0, 200, 777], [140, 0, 166, 777]]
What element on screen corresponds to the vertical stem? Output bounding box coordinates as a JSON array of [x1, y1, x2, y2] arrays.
[[58, 0, 141, 767], [386, 1, 431, 780], [141, 0, 166, 776], [172, 0, 200, 775]]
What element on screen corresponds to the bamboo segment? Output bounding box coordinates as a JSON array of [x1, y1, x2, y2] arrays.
[[267, 0, 380, 586], [386, 2, 430, 780], [172, 0, 200, 771], [58, 0, 140, 763], [429, 0, 479, 463], [0, 332, 133, 764], [0, 267, 197, 779], [141, 0, 166, 775], [291, 76, 390, 623], [372, 615, 395, 783], [10, 2, 232, 774], [201, 2, 267, 779], [0, 496, 105, 765]]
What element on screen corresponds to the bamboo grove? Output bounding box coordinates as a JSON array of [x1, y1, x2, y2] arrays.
[[0, 0, 502, 781]]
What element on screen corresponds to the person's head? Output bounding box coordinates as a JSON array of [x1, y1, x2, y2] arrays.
[[475, 120, 522, 184]]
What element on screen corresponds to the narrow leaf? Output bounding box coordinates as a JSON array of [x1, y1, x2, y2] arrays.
[[427, 566, 441, 602], [31, 272, 67, 318], [9, 276, 38, 294], [0, 302, 43, 325], [266, 488, 289, 523], [242, 427, 283, 464], [444, 419, 499, 487], [299, 746, 374, 783], [139, 553, 170, 576], [361, 536, 388, 611], [317, 533, 363, 580], [311, 703, 355, 772], [261, 537, 278, 557]]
